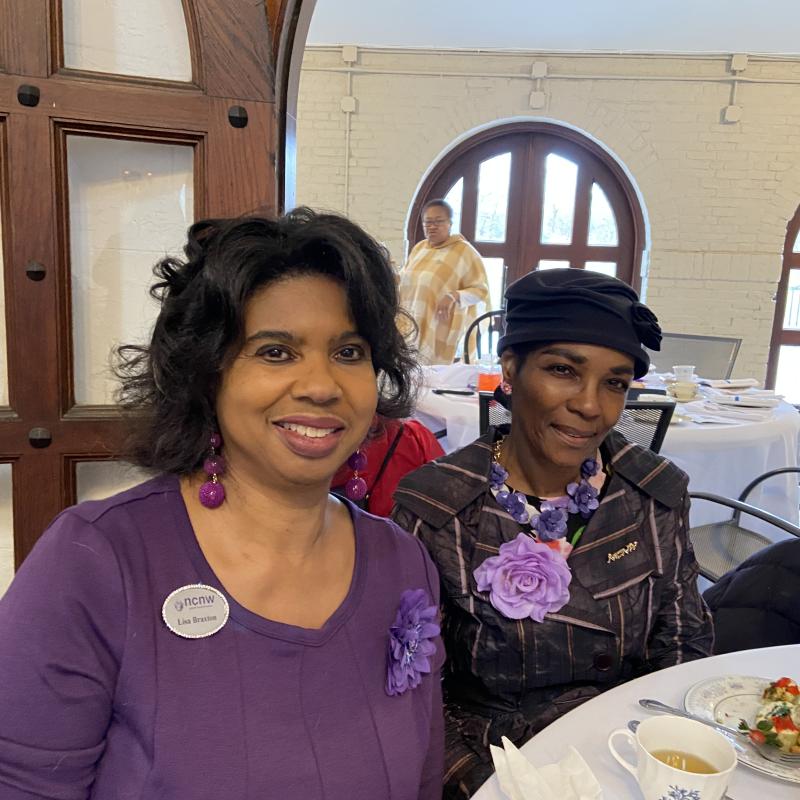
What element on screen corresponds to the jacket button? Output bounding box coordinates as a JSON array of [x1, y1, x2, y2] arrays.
[[593, 652, 614, 671]]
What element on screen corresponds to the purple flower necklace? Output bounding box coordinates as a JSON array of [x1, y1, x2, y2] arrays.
[[470, 439, 606, 624], [489, 437, 603, 557]]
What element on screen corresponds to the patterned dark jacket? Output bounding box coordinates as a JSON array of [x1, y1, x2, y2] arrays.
[[392, 428, 714, 799]]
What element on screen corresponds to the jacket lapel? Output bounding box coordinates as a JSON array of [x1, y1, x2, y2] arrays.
[[569, 472, 660, 595], [394, 428, 676, 636]]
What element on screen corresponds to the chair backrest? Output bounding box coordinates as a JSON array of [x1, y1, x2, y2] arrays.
[[647, 332, 741, 379], [463, 310, 505, 365], [614, 401, 675, 454], [478, 394, 674, 454], [478, 391, 512, 434]]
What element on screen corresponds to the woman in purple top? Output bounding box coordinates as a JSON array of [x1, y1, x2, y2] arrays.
[[0, 210, 444, 799]]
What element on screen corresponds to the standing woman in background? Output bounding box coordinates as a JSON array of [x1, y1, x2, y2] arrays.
[[399, 199, 490, 365], [0, 210, 444, 799]]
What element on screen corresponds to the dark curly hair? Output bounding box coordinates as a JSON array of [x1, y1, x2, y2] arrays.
[[115, 207, 418, 475]]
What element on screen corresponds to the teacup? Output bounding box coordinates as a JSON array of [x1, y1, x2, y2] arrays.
[[608, 716, 736, 800], [666, 381, 697, 402], [673, 365, 696, 382]]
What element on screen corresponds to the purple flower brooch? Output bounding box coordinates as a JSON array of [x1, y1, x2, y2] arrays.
[[386, 588, 440, 696], [473, 533, 572, 622]]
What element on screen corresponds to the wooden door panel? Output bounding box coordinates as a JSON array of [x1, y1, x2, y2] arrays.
[[766, 208, 800, 390], [0, 0, 286, 570]]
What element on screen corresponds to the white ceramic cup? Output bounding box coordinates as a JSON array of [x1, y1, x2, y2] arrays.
[[673, 365, 696, 382], [666, 381, 697, 402], [608, 716, 736, 800]]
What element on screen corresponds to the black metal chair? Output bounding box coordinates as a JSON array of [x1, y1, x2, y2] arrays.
[[462, 310, 505, 364], [646, 332, 741, 379], [688, 467, 800, 582], [478, 391, 512, 434], [478, 395, 674, 454], [613, 400, 675, 453]]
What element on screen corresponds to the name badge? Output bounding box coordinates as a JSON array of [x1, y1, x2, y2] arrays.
[[162, 584, 229, 639]]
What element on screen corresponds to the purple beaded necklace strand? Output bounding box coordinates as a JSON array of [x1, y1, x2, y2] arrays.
[[490, 437, 601, 548]]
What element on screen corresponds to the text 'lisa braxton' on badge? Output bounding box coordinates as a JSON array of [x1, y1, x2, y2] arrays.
[[162, 583, 230, 639]]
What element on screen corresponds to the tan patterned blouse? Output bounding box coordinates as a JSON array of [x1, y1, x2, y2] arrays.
[[398, 234, 489, 364]]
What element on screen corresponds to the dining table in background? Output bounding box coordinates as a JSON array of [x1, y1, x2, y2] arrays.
[[472, 644, 800, 800], [662, 400, 800, 537], [413, 365, 800, 541]]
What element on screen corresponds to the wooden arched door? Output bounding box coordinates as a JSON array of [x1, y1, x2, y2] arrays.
[[766, 206, 800, 400], [0, 0, 296, 573]]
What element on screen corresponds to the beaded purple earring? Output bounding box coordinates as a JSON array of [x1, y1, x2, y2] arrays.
[[344, 449, 368, 501], [199, 432, 226, 509]]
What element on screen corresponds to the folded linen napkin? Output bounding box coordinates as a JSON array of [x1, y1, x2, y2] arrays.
[[421, 363, 479, 389], [490, 736, 603, 800], [703, 392, 781, 409], [698, 377, 760, 389], [681, 399, 774, 423]]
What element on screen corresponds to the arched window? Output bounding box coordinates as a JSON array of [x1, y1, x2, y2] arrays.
[[408, 123, 646, 309], [766, 206, 800, 401]]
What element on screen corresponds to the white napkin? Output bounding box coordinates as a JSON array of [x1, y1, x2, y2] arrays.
[[681, 399, 774, 423], [698, 377, 760, 389], [633, 393, 675, 404], [490, 736, 603, 800], [421, 363, 479, 389], [711, 397, 780, 409]]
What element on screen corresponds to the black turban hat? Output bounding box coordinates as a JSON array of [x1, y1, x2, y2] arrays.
[[497, 268, 661, 379]]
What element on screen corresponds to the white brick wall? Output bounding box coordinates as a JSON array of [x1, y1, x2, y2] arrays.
[[296, 47, 800, 381]]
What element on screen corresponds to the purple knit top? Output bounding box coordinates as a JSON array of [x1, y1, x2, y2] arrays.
[[0, 475, 444, 799]]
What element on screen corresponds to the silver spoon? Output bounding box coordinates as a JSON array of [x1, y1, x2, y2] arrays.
[[639, 698, 800, 767], [638, 699, 745, 749], [627, 720, 736, 800]]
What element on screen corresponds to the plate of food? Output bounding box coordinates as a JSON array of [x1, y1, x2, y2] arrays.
[[684, 675, 800, 783]]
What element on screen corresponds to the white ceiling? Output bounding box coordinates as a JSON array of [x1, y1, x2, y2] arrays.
[[306, 0, 800, 55]]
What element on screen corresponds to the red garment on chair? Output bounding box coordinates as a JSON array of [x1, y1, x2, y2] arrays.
[[332, 419, 444, 517]]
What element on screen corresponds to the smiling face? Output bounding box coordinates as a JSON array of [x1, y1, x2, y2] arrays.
[[421, 203, 452, 247], [501, 342, 635, 474], [214, 273, 378, 492]]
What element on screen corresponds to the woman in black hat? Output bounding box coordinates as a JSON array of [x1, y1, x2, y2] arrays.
[[392, 268, 714, 798]]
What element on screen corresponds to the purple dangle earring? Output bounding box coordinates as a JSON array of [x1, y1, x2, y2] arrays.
[[199, 432, 226, 509], [345, 449, 368, 502]]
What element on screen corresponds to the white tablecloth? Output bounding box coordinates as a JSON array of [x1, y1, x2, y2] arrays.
[[660, 402, 800, 537], [473, 644, 800, 800], [413, 368, 800, 538]]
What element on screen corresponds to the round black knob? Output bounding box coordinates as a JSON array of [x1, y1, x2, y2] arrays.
[[28, 427, 52, 448], [25, 261, 46, 281], [17, 84, 41, 107], [227, 105, 248, 128], [592, 652, 614, 672]]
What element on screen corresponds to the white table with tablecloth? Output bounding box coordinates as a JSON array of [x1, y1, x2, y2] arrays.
[[660, 403, 800, 537], [413, 366, 800, 539], [471, 644, 800, 800]]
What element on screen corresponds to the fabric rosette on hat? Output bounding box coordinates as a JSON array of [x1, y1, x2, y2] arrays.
[[473, 533, 572, 622], [496, 268, 662, 378]]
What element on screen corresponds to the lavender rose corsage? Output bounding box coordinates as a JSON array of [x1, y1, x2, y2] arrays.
[[386, 588, 440, 696], [473, 533, 572, 622]]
